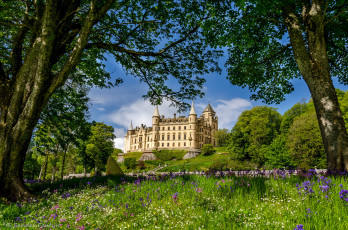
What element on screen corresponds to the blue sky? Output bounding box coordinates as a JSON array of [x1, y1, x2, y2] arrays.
[[88, 52, 348, 150]]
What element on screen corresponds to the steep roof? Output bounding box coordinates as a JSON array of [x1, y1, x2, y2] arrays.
[[153, 105, 160, 117], [189, 101, 196, 115], [129, 121, 133, 130], [203, 104, 215, 113]]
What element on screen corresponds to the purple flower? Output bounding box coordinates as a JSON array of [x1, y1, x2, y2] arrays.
[[294, 224, 304, 230], [339, 189, 348, 202]]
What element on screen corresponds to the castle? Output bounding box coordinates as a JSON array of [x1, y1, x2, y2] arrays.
[[124, 102, 218, 153]]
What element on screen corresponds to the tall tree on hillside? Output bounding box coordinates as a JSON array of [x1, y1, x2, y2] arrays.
[[219, 0, 348, 170], [86, 122, 115, 175], [0, 0, 224, 200], [229, 106, 282, 166]]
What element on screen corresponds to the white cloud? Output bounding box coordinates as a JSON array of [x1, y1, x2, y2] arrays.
[[114, 138, 125, 151], [106, 99, 184, 129], [214, 98, 252, 130], [96, 107, 106, 111]]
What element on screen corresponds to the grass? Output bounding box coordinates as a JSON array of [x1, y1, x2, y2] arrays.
[[2, 170, 348, 229], [158, 152, 230, 172]]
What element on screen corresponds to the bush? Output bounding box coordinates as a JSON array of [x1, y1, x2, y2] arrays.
[[137, 161, 147, 170], [106, 156, 124, 176], [145, 160, 164, 165], [201, 144, 216, 156], [209, 160, 227, 171], [124, 157, 137, 169], [153, 150, 187, 161]]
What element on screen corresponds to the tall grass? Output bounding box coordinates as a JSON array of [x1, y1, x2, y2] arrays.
[[1, 171, 348, 229]]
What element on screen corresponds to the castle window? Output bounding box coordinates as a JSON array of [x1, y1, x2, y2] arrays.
[[162, 143, 164, 147], [140, 137, 142, 142], [167, 143, 169, 147], [173, 135, 175, 140], [148, 136, 149, 141], [135, 139, 137, 143], [173, 143, 175, 147], [179, 126, 181, 130], [190, 125, 191, 129], [168, 127, 170, 130], [173, 126, 175, 130], [178, 134, 181, 140], [184, 126, 186, 130], [162, 135, 164, 140], [167, 135, 170, 140], [184, 134, 186, 140], [184, 142, 186, 146], [178, 143, 181, 147], [147, 144, 149, 148]]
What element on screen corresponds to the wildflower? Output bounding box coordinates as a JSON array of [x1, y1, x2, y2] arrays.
[[339, 189, 348, 202], [294, 224, 304, 230], [172, 192, 178, 203]]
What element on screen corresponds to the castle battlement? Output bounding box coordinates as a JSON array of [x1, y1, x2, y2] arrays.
[[124, 102, 218, 153]]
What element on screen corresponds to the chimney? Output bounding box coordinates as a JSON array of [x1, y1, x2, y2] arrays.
[[174, 113, 176, 119]]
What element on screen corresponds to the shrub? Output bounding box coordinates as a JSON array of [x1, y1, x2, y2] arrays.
[[209, 161, 227, 171], [137, 161, 147, 170], [124, 157, 137, 169], [153, 150, 187, 161], [106, 156, 124, 176], [201, 144, 216, 156], [145, 160, 164, 165]]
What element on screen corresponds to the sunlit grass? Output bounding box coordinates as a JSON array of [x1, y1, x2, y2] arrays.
[[2, 172, 348, 229]]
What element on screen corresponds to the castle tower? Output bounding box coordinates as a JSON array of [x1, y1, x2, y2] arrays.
[[189, 101, 197, 149], [202, 104, 218, 145], [124, 121, 134, 153], [152, 106, 160, 150]]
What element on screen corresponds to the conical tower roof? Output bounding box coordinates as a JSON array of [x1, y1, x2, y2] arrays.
[[189, 101, 196, 115], [129, 121, 133, 130], [203, 103, 215, 113], [153, 105, 160, 117]]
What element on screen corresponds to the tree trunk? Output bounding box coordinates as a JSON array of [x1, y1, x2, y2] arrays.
[[60, 147, 68, 180], [84, 166, 87, 177], [43, 154, 48, 181], [0, 1, 104, 201], [39, 154, 48, 181], [284, 2, 348, 170]]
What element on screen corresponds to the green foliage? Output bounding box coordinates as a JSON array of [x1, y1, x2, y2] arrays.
[[229, 106, 281, 165], [209, 160, 227, 171], [265, 135, 295, 169], [153, 150, 187, 161], [23, 150, 41, 179], [280, 102, 308, 135], [137, 161, 147, 170], [124, 152, 143, 161], [214, 129, 230, 147], [124, 157, 137, 169], [145, 160, 165, 166], [106, 156, 124, 176], [287, 110, 327, 169], [201, 144, 216, 156], [114, 148, 123, 155], [87, 122, 115, 173]]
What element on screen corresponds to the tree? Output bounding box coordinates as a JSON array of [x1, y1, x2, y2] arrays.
[[106, 156, 124, 176], [201, 144, 216, 156], [0, 0, 224, 200], [280, 102, 308, 135], [86, 122, 115, 175], [287, 109, 327, 169], [214, 129, 231, 147], [229, 106, 282, 166], [220, 0, 348, 170], [265, 135, 295, 169]]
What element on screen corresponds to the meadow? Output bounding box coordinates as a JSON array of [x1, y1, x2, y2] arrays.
[[1, 170, 348, 229]]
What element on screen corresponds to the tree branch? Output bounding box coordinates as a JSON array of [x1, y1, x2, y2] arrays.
[[86, 24, 201, 57], [324, 6, 348, 25], [259, 44, 292, 65], [51, 0, 113, 94]]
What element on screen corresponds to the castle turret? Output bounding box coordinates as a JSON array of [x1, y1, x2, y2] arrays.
[[152, 106, 160, 150], [202, 104, 218, 145], [124, 121, 134, 153], [189, 101, 197, 149]]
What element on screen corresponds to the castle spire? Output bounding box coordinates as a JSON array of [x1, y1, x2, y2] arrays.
[[129, 121, 133, 130], [153, 105, 160, 117], [189, 101, 196, 115]]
